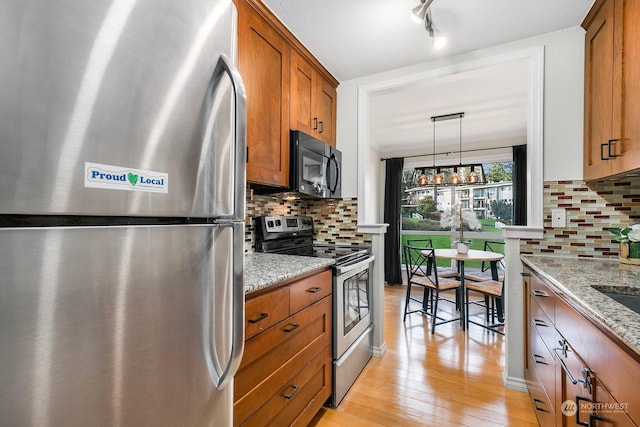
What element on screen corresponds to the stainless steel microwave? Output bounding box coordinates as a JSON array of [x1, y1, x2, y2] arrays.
[[290, 130, 341, 198]]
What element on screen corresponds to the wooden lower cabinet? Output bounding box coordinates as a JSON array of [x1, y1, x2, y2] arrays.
[[523, 266, 639, 426], [234, 270, 332, 427]]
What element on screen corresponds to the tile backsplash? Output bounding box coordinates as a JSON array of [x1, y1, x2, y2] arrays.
[[245, 192, 371, 252], [521, 176, 640, 258]]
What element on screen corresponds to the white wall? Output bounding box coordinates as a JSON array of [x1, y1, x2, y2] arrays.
[[336, 25, 586, 388], [336, 26, 586, 199]]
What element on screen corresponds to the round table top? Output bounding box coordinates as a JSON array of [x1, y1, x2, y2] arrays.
[[423, 248, 505, 262]]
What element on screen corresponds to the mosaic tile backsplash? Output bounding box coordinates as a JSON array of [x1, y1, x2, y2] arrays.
[[521, 176, 640, 258], [245, 192, 370, 252]]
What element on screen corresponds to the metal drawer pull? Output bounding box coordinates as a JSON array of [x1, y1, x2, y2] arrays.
[[589, 413, 606, 427], [552, 346, 593, 394], [284, 384, 299, 399], [533, 354, 548, 365], [532, 290, 548, 297], [533, 398, 548, 412], [520, 272, 530, 277], [248, 312, 268, 324], [307, 287, 322, 294], [283, 323, 300, 333], [576, 395, 592, 426], [533, 319, 547, 327]]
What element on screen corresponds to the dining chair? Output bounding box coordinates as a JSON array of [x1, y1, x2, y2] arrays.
[[465, 277, 504, 335], [406, 238, 433, 248], [465, 240, 505, 282], [403, 245, 461, 334], [406, 238, 458, 278]]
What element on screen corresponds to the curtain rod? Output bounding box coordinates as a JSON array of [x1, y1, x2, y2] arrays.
[[380, 144, 518, 162]]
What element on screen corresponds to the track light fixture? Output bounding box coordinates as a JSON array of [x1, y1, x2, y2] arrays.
[[411, 0, 446, 49]]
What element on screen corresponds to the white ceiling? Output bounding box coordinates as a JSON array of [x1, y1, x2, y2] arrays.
[[261, 0, 595, 160]]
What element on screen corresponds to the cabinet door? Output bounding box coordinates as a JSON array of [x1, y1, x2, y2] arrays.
[[618, 0, 640, 175], [290, 50, 315, 136], [290, 50, 337, 147], [237, 1, 290, 187], [316, 76, 336, 147], [583, 0, 620, 181]]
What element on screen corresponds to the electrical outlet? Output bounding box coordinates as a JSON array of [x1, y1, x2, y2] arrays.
[[551, 209, 566, 227]]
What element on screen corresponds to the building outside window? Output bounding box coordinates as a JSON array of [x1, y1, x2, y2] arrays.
[[400, 161, 513, 267]]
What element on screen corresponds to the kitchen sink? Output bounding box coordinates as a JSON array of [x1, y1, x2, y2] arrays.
[[592, 286, 640, 315]]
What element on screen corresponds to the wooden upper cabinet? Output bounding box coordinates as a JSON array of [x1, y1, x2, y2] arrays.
[[316, 75, 337, 146], [290, 50, 337, 146], [236, 0, 290, 187], [583, 0, 640, 181]]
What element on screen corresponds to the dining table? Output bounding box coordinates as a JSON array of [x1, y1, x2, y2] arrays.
[[423, 248, 505, 331]]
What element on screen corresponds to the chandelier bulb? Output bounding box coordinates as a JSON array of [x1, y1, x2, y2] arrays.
[[450, 171, 460, 185], [468, 170, 478, 184], [433, 169, 444, 186]]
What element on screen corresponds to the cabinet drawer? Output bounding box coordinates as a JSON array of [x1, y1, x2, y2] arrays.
[[234, 296, 331, 405], [239, 345, 331, 427], [289, 269, 332, 314], [530, 327, 556, 412], [528, 368, 557, 427], [554, 293, 640, 424], [530, 273, 555, 322], [588, 380, 637, 427], [245, 285, 290, 340], [530, 297, 558, 353]]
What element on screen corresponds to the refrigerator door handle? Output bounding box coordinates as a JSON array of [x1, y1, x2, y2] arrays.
[[207, 54, 247, 220], [204, 223, 245, 390]]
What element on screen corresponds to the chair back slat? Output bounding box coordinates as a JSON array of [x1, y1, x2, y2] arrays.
[[403, 245, 443, 286], [482, 240, 506, 272]]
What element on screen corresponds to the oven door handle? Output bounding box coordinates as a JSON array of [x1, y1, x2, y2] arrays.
[[335, 255, 375, 275]]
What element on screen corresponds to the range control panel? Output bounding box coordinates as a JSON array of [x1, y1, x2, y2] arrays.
[[260, 215, 313, 233]]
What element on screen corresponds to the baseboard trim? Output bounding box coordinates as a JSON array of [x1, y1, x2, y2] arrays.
[[504, 374, 528, 392], [372, 342, 387, 358]]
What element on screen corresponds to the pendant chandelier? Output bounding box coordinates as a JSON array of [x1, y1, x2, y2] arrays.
[[413, 112, 486, 187]]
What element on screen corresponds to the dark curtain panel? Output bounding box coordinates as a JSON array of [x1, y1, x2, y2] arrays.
[[513, 144, 527, 226], [384, 157, 404, 284]]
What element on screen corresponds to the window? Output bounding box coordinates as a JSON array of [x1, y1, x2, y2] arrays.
[[401, 161, 513, 268]]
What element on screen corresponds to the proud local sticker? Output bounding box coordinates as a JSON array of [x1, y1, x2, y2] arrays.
[[84, 162, 168, 193]]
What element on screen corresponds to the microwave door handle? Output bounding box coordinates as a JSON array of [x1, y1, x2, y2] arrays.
[[330, 154, 340, 194]]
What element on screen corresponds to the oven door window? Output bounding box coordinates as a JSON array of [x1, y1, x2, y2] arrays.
[[300, 149, 328, 193], [343, 268, 370, 335]]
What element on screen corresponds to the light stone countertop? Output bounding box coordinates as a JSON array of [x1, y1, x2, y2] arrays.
[[244, 252, 335, 295], [521, 255, 640, 356]]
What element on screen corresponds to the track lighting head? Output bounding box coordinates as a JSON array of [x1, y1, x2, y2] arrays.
[[411, 1, 446, 50], [425, 10, 446, 49], [410, 0, 432, 23]]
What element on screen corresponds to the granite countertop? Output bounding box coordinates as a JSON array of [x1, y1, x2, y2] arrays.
[[521, 255, 640, 355], [244, 252, 335, 294]]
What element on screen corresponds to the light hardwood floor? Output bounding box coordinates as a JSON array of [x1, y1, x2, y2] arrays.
[[310, 285, 537, 427]]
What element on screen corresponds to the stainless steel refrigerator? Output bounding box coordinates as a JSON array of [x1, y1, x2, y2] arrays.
[[0, 1, 246, 426]]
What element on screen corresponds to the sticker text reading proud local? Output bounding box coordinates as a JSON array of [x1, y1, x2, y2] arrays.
[[84, 162, 168, 193]]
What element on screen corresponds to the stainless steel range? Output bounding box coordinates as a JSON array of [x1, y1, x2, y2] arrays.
[[255, 215, 374, 407]]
